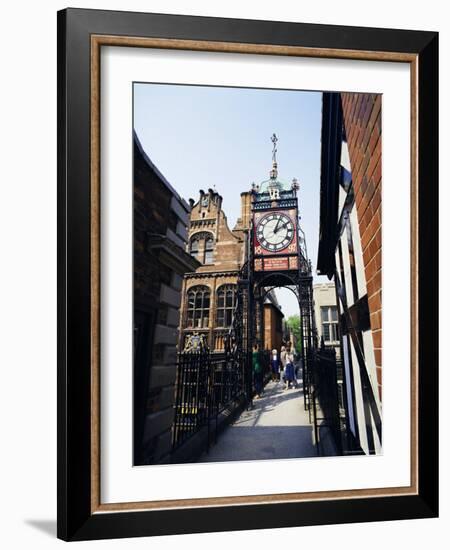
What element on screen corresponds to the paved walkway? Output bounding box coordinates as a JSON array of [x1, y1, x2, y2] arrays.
[[198, 378, 320, 463]]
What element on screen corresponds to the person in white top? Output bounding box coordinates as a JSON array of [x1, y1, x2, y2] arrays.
[[284, 344, 298, 389], [280, 346, 287, 370], [271, 349, 280, 381]]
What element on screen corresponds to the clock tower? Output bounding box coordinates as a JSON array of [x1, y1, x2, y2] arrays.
[[252, 134, 302, 274]]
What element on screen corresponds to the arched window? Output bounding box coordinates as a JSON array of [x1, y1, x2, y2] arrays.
[[186, 286, 210, 329], [216, 285, 237, 327], [188, 232, 215, 265], [204, 237, 214, 264], [189, 237, 199, 260]]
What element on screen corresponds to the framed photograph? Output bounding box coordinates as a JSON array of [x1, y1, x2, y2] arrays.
[[57, 8, 438, 541]]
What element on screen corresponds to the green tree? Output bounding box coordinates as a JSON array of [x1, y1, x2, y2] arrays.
[[286, 315, 303, 353]]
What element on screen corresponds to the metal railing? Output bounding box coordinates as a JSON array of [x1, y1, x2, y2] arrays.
[[311, 348, 344, 455], [171, 350, 211, 451], [303, 349, 314, 419], [172, 350, 247, 454], [261, 349, 272, 383]]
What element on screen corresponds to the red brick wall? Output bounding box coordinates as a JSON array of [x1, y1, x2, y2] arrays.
[[264, 304, 283, 352], [341, 93, 382, 400]]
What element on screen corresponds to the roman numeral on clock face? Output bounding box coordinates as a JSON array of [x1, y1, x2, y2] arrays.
[[255, 212, 295, 252]]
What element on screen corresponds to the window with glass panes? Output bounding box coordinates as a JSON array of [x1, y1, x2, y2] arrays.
[[216, 285, 236, 327], [189, 237, 199, 260], [189, 233, 214, 265], [204, 237, 214, 264], [186, 286, 210, 329], [321, 306, 339, 342]]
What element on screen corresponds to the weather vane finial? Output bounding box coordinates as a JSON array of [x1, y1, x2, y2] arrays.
[[270, 133, 278, 180], [271, 133, 278, 164]]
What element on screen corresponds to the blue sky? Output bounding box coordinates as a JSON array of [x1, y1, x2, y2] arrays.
[[134, 83, 324, 317]]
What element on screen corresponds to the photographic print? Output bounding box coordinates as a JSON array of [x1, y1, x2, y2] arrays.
[[58, 9, 438, 540], [132, 83, 382, 466]]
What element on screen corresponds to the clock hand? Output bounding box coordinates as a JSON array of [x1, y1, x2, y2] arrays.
[[273, 218, 282, 234], [275, 223, 290, 237]]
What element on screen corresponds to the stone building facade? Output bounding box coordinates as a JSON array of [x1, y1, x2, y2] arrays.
[[179, 188, 283, 352], [179, 188, 246, 352], [133, 132, 199, 465], [313, 282, 340, 358]]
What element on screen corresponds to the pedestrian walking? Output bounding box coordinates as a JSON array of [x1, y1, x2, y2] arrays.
[[284, 345, 298, 389], [280, 345, 287, 384], [252, 343, 263, 398], [271, 349, 280, 382]]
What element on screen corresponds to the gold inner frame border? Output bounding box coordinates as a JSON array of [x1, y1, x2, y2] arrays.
[[90, 34, 419, 514]]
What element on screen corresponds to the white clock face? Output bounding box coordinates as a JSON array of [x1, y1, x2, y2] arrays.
[[256, 212, 295, 252]]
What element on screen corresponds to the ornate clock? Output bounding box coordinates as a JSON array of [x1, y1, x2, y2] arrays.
[[251, 134, 300, 272], [255, 211, 295, 252]]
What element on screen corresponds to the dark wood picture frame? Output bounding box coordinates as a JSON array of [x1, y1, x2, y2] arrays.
[[57, 8, 438, 541]]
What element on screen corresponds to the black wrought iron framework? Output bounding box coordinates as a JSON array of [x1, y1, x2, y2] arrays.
[[172, 346, 248, 454], [172, 348, 210, 450], [311, 347, 345, 456]]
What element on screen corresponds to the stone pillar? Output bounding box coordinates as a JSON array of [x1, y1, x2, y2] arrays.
[[239, 191, 252, 229]]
